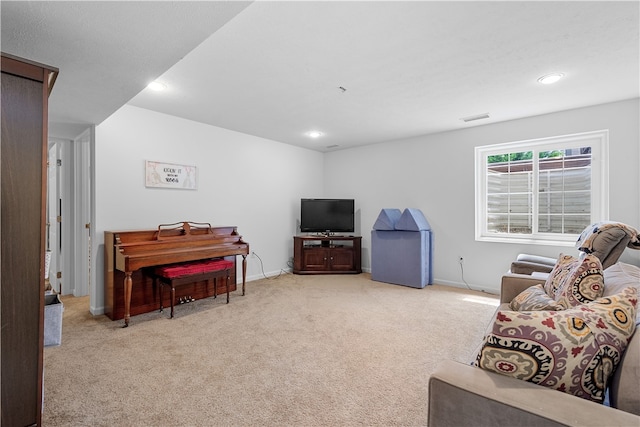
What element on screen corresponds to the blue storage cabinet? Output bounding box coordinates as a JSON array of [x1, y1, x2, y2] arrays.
[[371, 208, 433, 288]]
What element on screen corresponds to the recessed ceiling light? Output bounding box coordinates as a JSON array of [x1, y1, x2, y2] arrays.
[[306, 130, 323, 138], [147, 81, 167, 91], [537, 73, 564, 85]]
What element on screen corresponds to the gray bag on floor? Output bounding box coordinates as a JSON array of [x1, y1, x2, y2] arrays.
[[44, 293, 63, 347]]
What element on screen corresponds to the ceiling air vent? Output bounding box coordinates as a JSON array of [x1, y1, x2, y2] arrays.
[[326, 144, 339, 149], [461, 113, 490, 123]]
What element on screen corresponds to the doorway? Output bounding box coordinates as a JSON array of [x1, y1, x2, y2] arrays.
[[47, 129, 92, 297]]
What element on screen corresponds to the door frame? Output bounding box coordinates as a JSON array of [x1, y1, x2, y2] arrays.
[[73, 128, 92, 297], [47, 127, 93, 297]]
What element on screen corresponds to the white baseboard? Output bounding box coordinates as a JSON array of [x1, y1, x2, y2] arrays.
[[359, 269, 499, 296], [435, 278, 499, 296], [90, 304, 105, 316], [244, 268, 292, 282]]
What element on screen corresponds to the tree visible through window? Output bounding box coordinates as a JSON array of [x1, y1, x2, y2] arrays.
[[476, 130, 608, 245]]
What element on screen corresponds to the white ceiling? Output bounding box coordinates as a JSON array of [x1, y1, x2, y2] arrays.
[[1, 1, 252, 138], [2, 1, 639, 152]]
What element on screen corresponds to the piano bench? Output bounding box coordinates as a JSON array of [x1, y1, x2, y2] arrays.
[[153, 259, 234, 319]]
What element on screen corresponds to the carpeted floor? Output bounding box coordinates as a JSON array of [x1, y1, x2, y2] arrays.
[[43, 273, 498, 426]]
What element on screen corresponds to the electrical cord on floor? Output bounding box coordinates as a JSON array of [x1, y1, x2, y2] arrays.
[[459, 260, 472, 290], [252, 251, 289, 280]]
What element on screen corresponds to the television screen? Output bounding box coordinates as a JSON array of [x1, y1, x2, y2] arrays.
[[300, 198, 354, 233]]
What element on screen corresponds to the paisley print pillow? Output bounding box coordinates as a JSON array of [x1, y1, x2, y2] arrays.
[[510, 284, 565, 311], [474, 287, 637, 403], [544, 254, 604, 308]]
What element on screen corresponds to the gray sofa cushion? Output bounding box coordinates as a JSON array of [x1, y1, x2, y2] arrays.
[[429, 359, 640, 426]]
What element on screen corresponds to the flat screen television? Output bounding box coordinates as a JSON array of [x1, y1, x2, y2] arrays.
[[300, 198, 354, 234]]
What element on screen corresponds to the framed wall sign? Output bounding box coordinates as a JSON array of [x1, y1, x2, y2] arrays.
[[145, 160, 197, 190]]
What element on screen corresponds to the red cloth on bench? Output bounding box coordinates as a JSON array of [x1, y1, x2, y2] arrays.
[[155, 259, 234, 279]]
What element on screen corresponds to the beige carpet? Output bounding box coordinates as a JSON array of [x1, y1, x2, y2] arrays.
[[43, 273, 498, 426]]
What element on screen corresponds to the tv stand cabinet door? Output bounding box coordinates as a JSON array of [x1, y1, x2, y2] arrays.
[[329, 248, 355, 271], [302, 248, 330, 271]]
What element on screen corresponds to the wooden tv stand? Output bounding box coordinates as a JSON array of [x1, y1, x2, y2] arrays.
[[293, 235, 362, 274]]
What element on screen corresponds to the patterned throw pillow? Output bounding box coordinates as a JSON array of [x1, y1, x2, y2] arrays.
[[544, 254, 604, 308], [474, 287, 637, 403], [604, 262, 640, 325], [510, 284, 565, 311]]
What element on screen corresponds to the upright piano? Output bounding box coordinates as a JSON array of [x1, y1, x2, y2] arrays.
[[104, 222, 249, 326]]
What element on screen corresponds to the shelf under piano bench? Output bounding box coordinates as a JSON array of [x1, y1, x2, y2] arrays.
[[152, 259, 234, 318]]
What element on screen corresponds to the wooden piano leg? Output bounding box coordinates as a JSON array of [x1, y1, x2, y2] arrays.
[[158, 278, 164, 313], [242, 254, 247, 296], [124, 272, 132, 327], [170, 285, 175, 319], [226, 270, 230, 303]]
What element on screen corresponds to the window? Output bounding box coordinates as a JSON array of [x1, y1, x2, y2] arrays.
[[475, 130, 608, 245]]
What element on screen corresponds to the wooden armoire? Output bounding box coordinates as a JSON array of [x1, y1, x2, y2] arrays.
[[1, 53, 58, 426]]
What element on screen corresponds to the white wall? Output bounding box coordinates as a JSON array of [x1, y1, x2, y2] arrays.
[[92, 105, 324, 314], [324, 99, 640, 294], [91, 99, 639, 312]]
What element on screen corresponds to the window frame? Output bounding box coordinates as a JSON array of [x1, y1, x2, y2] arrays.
[[475, 130, 609, 246]]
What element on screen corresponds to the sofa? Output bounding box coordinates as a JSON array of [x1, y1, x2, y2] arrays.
[[510, 221, 640, 276], [428, 270, 640, 427]]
